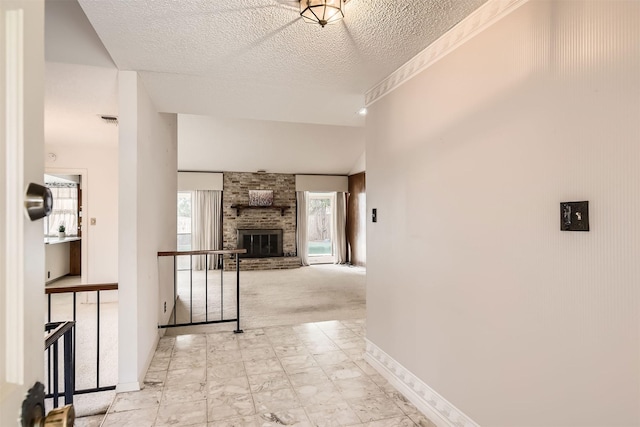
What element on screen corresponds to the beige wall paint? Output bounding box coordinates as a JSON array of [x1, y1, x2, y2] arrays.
[[177, 114, 365, 175], [366, 1, 640, 425], [295, 175, 348, 192], [177, 171, 223, 191], [118, 71, 177, 390], [349, 151, 366, 175]]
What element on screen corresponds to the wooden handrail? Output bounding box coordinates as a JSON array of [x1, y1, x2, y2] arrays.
[[45, 321, 75, 349], [45, 283, 118, 295], [158, 249, 247, 257]]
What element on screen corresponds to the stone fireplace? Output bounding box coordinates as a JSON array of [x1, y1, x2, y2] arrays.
[[223, 172, 300, 270]]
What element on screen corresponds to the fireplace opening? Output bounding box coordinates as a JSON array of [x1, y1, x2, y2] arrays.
[[237, 229, 283, 258]]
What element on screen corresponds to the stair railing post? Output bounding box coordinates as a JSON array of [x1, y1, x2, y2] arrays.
[[234, 252, 243, 334]]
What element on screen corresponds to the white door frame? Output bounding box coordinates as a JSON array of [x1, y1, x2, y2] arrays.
[[45, 167, 89, 284], [1, 1, 46, 425], [307, 192, 336, 265]]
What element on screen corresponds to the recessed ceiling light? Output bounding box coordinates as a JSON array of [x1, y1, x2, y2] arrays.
[[357, 107, 367, 116]]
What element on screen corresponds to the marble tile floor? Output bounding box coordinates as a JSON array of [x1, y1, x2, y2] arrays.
[[94, 319, 437, 427]]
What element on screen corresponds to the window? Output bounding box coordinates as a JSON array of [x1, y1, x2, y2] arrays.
[[44, 185, 78, 237], [177, 192, 192, 270]]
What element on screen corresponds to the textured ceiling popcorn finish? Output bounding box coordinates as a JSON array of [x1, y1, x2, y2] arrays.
[[366, 0, 528, 106], [77, 0, 489, 126], [45, 0, 493, 173]]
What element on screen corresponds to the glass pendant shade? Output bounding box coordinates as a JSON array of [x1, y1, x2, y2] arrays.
[[300, 0, 345, 27]]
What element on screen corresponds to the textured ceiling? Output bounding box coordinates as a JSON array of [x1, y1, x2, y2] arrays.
[[78, 0, 489, 127], [45, 0, 490, 173]]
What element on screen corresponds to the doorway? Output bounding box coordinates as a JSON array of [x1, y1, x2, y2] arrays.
[[44, 173, 82, 284], [44, 168, 88, 284], [307, 192, 336, 264]]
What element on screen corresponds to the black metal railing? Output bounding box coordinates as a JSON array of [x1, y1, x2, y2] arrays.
[[44, 321, 75, 408], [45, 283, 118, 399], [157, 249, 246, 332]]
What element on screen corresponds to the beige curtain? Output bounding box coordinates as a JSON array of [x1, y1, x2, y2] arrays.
[[296, 191, 310, 266], [192, 190, 222, 270], [332, 192, 347, 264]]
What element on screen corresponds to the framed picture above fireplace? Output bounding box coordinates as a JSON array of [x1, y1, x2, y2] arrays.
[[248, 189, 274, 206]]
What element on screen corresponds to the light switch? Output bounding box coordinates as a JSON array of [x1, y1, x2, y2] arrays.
[[372, 208, 377, 223], [560, 201, 589, 231], [90, 218, 97, 225]]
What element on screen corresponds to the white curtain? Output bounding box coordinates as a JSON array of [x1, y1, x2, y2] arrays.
[[192, 190, 222, 270], [296, 191, 310, 266], [333, 192, 347, 264], [46, 185, 78, 236]]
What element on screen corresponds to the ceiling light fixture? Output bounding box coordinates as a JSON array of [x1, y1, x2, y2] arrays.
[[358, 107, 367, 116], [299, 0, 345, 28]]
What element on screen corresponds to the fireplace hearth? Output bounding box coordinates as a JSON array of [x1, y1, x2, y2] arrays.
[[237, 229, 283, 258]]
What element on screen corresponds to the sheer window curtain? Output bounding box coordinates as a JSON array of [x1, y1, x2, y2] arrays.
[[332, 192, 347, 264], [296, 191, 310, 266], [192, 190, 222, 270], [46, 184, 78, 236]]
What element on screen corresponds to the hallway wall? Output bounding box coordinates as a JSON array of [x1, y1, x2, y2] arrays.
[[118, 71, 177, 390], [366, 1, 640, 425]]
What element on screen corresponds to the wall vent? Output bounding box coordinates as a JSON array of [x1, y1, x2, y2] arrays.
[[100, 115, 118, 126]]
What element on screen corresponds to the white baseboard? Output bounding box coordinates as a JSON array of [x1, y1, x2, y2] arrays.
[[140, 333, 160, 384], [365, 339, 480, 427], [115, 381, 140, 393], [116, 332, 159, 393]]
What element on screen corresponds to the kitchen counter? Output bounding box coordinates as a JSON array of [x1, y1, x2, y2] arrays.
[[44, 236, 81, 245], [45, 237, 81, 282]]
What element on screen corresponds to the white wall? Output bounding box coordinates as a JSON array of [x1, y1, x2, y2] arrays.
[[118, 71, 177, 390], [349, 151, 366, 175], [44, 0, 114, 68], [178, 114, 365, 175], [366, 1, 640, 426], [45, 242, 70, 282], [44, 144, 118, 283]]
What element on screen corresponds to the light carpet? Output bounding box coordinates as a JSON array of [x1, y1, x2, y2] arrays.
[[168, 263, 366, 334]]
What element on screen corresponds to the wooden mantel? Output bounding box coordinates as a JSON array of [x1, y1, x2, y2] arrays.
[[230, 204, 289, 217]]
